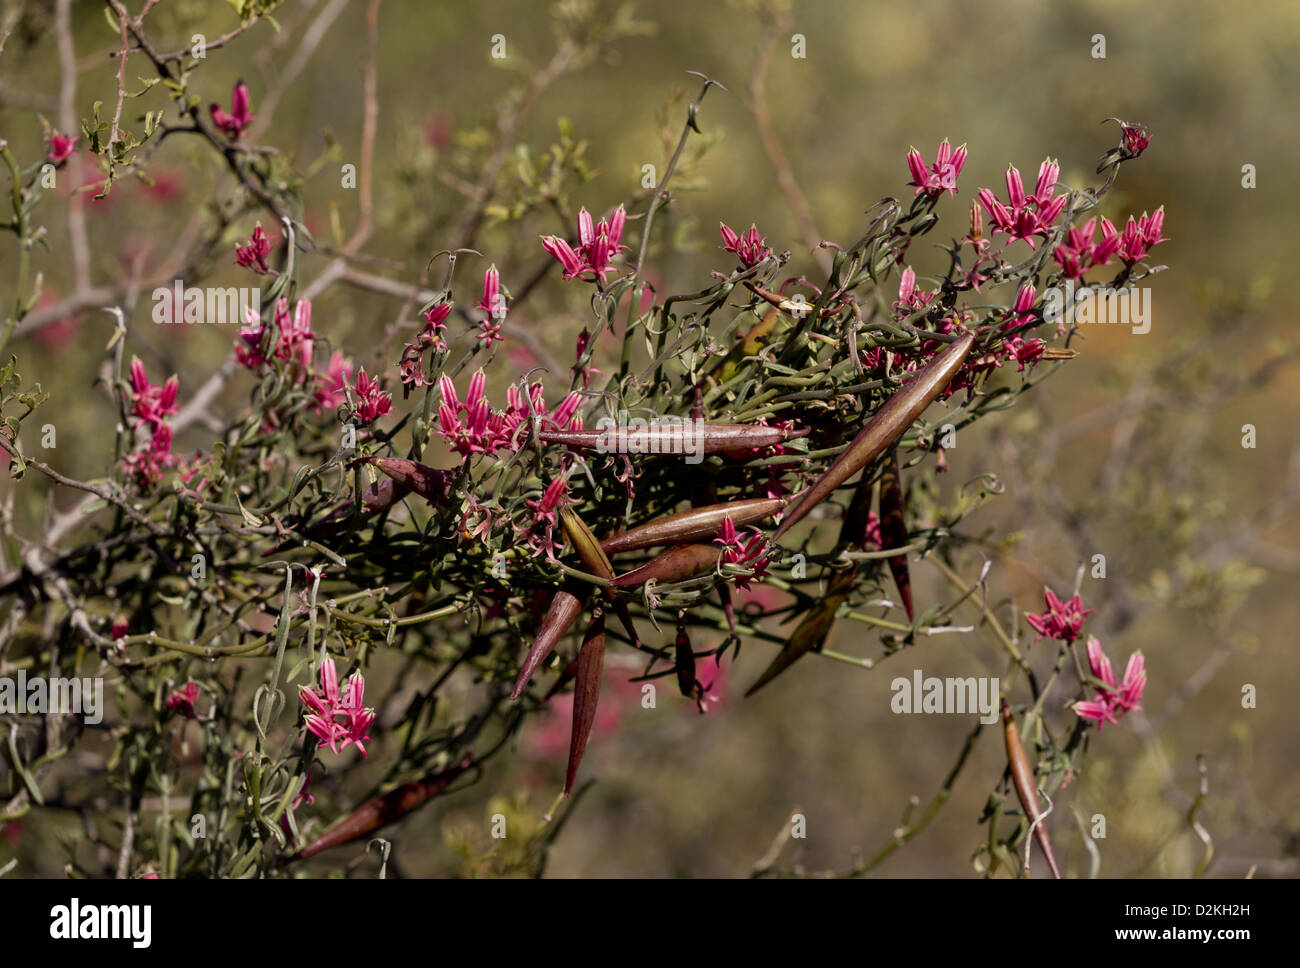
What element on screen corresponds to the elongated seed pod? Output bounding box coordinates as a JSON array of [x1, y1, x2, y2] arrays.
[[283, 752, 472, 863], [745, 569, 854, 698], [1002, 700, 1062, 879], [565, 611, 606, 796], [560, 506, 640, 647], [599, 498, 786, 555], [745, 474, 874, 696], [560, 507, 616, 579], [540, 422, 804, 454], [772, 333, 975, 541], [511, 584, 584, 700], [878, 449, 914, 622], [366, 457, 454, 504], [674, 614, 699, 699], [610, 543, 719, 588]]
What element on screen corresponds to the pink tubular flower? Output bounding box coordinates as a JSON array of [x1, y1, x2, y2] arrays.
[[541, 206, 628, 283], [313, 351, 353, 413], [1025, 587, 1094, 643], [352, 368, 392, 424], [46, 131, 78, 166], [235, 224, 276, 275], [1006, 336, 1046, 371], [719, 222, 771, 269], [210, 82, 253, 140], [713, 518, 771, 590], [299, 658, 375, 757], [521, 477, 571, 561], [894, 266, 935, 316], [476, 266, 507, 319], [906, 139, 968, 198], [1003, 284, 1037, 330], [165, 680, 200, 718], [128, 359, 179, 429], [1074, 637, 1146, 729]]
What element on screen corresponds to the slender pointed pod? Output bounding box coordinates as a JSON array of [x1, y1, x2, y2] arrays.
[[565, 611, 606, 796], [365, 457, 454, 504], [610, 543, 719, 588], [560, 506, 639, 646], [745, 569, 855, 698], [282, 752, 473, 863], [511, 584, 584, 700], [745, 474, 873, 696], [772, 332, 975, 541], [1002, 700, 1062, 879], [878, 449, 914, 621], [674, 613, 700, 700], [599, 498, 786, 554], [539, 422, 805, 454]]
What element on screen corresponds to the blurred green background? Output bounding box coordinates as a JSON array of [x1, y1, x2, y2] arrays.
[[2, 0, 1297, 876]]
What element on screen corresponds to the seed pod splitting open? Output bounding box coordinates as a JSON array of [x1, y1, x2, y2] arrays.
[[772, 332, 975, 541], [1002, 700, 1062, 879], [599, 498, 786, 555]]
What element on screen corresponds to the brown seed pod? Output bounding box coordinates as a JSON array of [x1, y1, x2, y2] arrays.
[[282, 751, 473, 863], [877, 448, 914, 622], [565, 611, 606, 796], [365, 457, 454, 504], [560, 506, 640, 648], [772, 332, 975, 541], [511, 584, 584, 700], [744, 473, 874, 696], [609, 543, 719, 588], [539, 422, 804, 454], [1002, 700, 1062, 879], [599, 498, 786, 555]]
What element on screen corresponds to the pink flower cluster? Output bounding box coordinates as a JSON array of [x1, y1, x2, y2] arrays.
[[1025, 588, 1094, 644], [210, 82, 253, 140], [235, 297, 314, 373], [299, 658, 375, 757], [978, 159, 1068, 249], [542, 207, 629, 282], [435, 370, 582, 460], [1115, 209, 1167, 266], [122, 359, 180, 488], [235, 224, 276, 276], [719, 223, 772, 269], [714, 517, 770, 590], [906, 139, 967, 199], [1074, 637, 1146, 728], [1051, 217, 1121, 280]]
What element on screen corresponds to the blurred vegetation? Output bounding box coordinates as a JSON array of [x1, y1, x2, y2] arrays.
[[1, 0, 1296, 876]]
